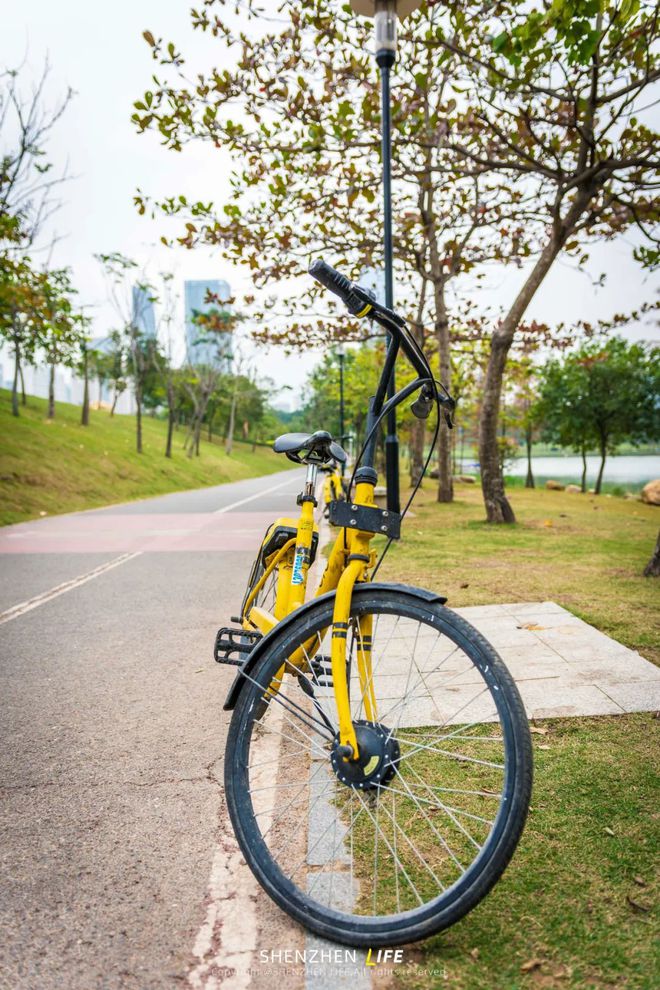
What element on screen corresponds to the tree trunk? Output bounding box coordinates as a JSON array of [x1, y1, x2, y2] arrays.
[[643, 530, 660, 577], [225, 389, 238, 455], [595, 437, 606, 495], [135, 390, 142, 453], [19, 361, 26, 406], [479, 332, 517, 523], [409, 418, 426, 487], [81, 352, 90, 427], [165, 382, 174, 458], [48, 362, 56, 419], [479, 195, 590, 523], [434, 285, 453, 503], [580, 445, 588, 493], [525, 426, 534, 488], [12, 342, 20, 417], [97, 378, 103, 410], [110, 387, 119, 416]]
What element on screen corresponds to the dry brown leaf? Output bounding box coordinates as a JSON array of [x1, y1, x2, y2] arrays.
[[521, 958, 543, 973], [530, 726, 549, 735], [604, 826, 615, 836], [633, 876, 647, 887], [518, 623, 546, 631], [537, 744, 551, 750], [460, 582, 470, 588], [469, 948, 479, 960]]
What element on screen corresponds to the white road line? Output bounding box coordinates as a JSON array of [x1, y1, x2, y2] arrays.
[[188, 504, 329, 989], [213, 475, 300, 514], [0, 552, 142, 626], [188, 702, 285, 990]]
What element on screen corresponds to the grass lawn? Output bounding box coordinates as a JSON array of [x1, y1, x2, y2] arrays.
[[371, 483, 658, 988], [383, 481, 659, 666], [386, 713, 658, 990], [0, 389, 292, 526]]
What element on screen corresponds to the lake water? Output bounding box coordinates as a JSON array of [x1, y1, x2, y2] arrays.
[[507, 454, 660, 484], [456, 454, 659, 484]]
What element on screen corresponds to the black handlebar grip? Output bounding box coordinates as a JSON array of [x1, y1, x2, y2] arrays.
[[309, 260, 352, 302]]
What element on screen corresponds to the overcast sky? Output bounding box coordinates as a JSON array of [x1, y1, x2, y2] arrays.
[[2, 1, 657, 404]]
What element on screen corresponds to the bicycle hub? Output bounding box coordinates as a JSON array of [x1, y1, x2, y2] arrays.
[[330, 720, 401, 791]]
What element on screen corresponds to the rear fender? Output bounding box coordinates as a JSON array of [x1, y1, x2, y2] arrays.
[[222, 583, 447, 711]]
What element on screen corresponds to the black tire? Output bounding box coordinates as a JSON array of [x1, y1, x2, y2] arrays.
[[225, 587, 532, 947]]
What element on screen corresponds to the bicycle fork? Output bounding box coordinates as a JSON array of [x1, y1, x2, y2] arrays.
[[331, 480, 378, 760]]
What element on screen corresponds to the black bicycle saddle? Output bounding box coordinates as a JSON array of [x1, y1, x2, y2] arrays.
[[273, 430, 347, 465]]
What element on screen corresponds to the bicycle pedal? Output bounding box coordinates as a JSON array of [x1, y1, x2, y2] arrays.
[[214, 626, 262, 666], [311, 655, 333, 688]]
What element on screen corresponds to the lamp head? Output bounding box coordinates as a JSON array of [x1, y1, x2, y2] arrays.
[[349, 0, 423, 18]]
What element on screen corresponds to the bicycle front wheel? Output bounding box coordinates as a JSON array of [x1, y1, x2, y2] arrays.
[[224, 587, 532, 946]]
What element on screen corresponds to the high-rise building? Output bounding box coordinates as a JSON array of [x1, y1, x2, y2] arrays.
[[132, 285, 157, 339], [184, 279, 232, 367]]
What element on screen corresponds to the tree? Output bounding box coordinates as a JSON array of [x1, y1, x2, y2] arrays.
[[1, 62, 74, 415], [151, 272, 179, 457], [41, 268, 86, 418], [104, 331, 127, 416], [134, 1, 658, 516], [78, 338, 91, 426], [182, 302, 237, 458], [537, 337, 659, 494], [0, 251, 44, 415], [133, 0, 540, 504], [502, 350, 542, 489], [97, 254, 160, 453], [433, 0, 659, 521]]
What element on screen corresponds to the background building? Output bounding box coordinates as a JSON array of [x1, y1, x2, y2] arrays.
[[184, 279, 232, 368], [131, 284, 157, 339]]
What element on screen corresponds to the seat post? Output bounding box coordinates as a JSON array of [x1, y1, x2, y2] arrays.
[[303, 463, 319, 501]]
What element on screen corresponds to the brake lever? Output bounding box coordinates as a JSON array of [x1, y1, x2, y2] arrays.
[[441, 395, 456, 430]]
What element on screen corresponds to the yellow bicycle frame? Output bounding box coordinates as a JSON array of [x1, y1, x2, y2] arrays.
[[322, 466, 343, 509], [242, 463, 377, 759]]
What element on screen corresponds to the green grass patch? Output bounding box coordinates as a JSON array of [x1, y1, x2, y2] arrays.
[[373, 482, 659, 986], [385, 482, 659, 666], [389, 713, 658, 990], [0, 389, 292, 525]]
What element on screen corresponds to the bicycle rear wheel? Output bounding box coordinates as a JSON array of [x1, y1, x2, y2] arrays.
[[224, 587, 532, 947]]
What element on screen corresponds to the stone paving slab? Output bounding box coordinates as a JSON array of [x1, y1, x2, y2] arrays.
[[455, 601, 660, 719]]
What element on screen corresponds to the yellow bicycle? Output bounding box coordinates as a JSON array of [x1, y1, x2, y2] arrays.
[[215, 260, 532, 947], [321, 459, 346, 519]]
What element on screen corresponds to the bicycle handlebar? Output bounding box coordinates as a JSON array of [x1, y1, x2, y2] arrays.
[[309, 259, 430, 380], [308, 260, 378, 319]]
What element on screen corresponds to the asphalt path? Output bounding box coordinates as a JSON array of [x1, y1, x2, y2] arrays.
[[0, 468, 306, 990]]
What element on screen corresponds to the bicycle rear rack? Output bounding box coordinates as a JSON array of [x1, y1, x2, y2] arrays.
[[214, 626, 262, 666]]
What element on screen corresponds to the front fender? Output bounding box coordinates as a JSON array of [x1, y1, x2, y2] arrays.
[[222, 582, 447, 711]]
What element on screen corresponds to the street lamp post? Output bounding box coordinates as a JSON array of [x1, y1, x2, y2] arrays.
[[337, 346, 346, 438], [350, 0, 422, 514], [336, 344, 346, 475]]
